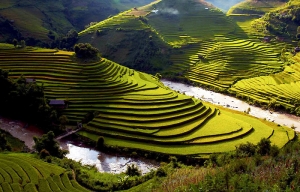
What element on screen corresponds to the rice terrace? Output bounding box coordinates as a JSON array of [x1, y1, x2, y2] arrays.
[[0, 0, 300, 191]]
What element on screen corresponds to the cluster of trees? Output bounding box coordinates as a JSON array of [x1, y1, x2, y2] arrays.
[[74, 43, 99, 59], [0, 69, 65, 133], [34, 131, 67, 158], [49, 29, 79, 50], [0, 131, 11, 151], [12, 39, 26, 48]]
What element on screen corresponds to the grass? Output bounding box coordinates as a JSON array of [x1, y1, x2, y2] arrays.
[[0, 153, 89, 192]]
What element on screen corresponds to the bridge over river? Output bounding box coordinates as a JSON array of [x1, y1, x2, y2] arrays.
[[55, 128, 83, 140]]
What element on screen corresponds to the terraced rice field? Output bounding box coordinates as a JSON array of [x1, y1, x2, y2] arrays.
[[184, 36, 283, 90], [147, 7, 236, 46], [79, 10, 148, 35], [0, 48, 294, 156], [229, 53, 300, 110], [0, 153, 89, 192]]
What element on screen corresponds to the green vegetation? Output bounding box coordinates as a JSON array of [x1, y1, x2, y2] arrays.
[[0, 0, 155, 46], [130, 138, 300, 192], [0, 130, 25, 152], [0, 68, 59, 131], [0, 46, 293, 157], [228, 0, 288, 15], [229, 52, 300, 114], [1, 0, 300, 190], [79, 0, 300, 114], [250, 0, 300, 38], [74, 43, 99, 59], [0, 153, 89, 192], [33, 131, 67, 158]]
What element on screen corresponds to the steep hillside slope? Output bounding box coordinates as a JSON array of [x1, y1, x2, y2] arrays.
[[0, 0, 154, 44], [205, 0, 244, 11], [0, 153, 89, 192], [79, 0, 238, 73], [79, 0, 300, 112], [0, 46, 294, 156], [228, 0, 288, 15], [229, 51, 300, 114], [250, 0, 300, 39]]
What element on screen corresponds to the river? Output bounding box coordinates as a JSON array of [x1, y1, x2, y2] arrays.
[[0, 117, 159, 174], [1, 80, 299, 174], [162, 80, 300, 131]]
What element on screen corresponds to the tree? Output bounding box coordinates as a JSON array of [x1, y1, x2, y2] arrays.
[[0, 133, 11, 151], [74, 43, 99, 59], [13, 39, 18, 47], [236, 142, 257, 157], [33, 131, 67, 158], [257, 138, 271, 155], [59, 115, 69, 131], [125, 164, 141, 176], [20, 40, 26, 48], [96, 136, 104, 149]]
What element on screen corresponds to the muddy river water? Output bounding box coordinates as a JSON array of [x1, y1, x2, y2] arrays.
[[0, 118, 159, 174], [1, 80, 300, 174]]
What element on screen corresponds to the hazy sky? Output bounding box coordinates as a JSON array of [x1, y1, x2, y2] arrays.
[[205, 0, 245, 11]]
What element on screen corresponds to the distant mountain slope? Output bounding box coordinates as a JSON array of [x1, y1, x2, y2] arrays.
[[228, 0, 288, 15], [79, 0, 237, 73], [205, 0, 244, 11], [0, 0, 154, 44], [250, 0, 300, 39]]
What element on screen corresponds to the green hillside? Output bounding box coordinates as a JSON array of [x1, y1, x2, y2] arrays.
[[0, 153, 89, 192], [227, 0, 288, 15], [250, 0, 300, 39], [79, 0, 300, 113], [0, 0, 154, 44], [229, 52, 300, 114], [0, 45, 294, 156]]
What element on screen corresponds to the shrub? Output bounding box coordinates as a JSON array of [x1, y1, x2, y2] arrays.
[[235, 142, 257, 157], [33, 131, 67, 158], [257, 138, 271, 155], [155, 167, 167, 177], [125, 164, 141, 177], [96, 136, 104, 149], [270, 144, 280, 157], [20, 40, 26, 48], [40, 149, 50, 159], [74, 43, 99, 59]]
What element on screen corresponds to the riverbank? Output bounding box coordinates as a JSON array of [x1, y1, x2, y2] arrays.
[[162, 80, 300, 131], [0, 116, 159, 174]]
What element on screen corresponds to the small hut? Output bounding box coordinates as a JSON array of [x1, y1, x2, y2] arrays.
[[295, 47, 300, 53], [276, 36, 284, 42], [263, 36, 271, 43], [25, 78, 36, 83], [198, 54, 205, 59], [49, 100, 67, 109]]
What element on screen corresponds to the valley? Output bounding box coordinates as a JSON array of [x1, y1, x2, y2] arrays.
[[0, 0, 300, 191]]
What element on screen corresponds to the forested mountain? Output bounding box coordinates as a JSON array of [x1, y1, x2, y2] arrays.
[[0, 0, 154, 46]]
